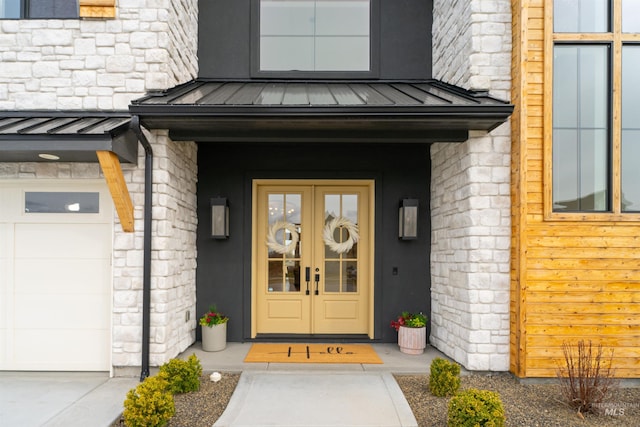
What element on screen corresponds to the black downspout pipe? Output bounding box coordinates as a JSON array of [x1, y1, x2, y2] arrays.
[[131, 115, 153, 381]]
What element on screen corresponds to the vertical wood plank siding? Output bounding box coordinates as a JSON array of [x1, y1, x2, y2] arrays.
[[511, 0, 640, 377], [510, 0, 526, 378]]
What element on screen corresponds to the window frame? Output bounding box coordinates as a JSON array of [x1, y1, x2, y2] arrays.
[[249, 0, 380, 79], [1, 0, 79, 19], [545, 0, 640, 221], [0, 0, 114, 19]]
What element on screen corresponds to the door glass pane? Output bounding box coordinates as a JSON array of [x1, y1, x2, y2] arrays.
[[267, 261, 301, 292], [267, 193, 302, 292], [260, 0, 370, 71], [553, 45, 609, 211], [268, 260, 285, 292], [344, 261, 357, 292], [267, 194, 284, 259], [323, 193, 358, 293], [286, 260, 301, 291], [342, 194, 358, 222], [554, 0, 609, 33], [622, 46, 640, 211], [324, 261, 340, 292], [622, 0, 640, 33], [324, 194, 340, 218]]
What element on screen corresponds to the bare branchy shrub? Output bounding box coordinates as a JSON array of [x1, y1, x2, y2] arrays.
[[556, 340, 618, 415]]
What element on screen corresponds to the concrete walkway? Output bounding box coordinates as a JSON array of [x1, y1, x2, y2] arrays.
[[0, 343, 448, 427], [213, 371, 417, 427]]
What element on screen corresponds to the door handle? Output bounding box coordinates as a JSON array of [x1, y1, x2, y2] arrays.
[[305, 267, 310, 295], [314, 273, 320, 295]]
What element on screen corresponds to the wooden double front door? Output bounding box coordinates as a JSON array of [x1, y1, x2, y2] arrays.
[[253, 180, 373, 337]]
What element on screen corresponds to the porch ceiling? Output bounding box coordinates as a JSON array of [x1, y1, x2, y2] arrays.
[[0, 111, 137, 163], [129, 79, 514, 143]]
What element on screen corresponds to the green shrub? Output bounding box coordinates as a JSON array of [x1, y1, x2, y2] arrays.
[[158, 353, 203, 394], [429, 357, 461, 397], [123, 375, 175, 427], [447, 388, 506, 427]]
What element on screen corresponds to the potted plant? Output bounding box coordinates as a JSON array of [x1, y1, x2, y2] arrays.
[[391, 311, 428, 355], [199, 305, 229, 352]]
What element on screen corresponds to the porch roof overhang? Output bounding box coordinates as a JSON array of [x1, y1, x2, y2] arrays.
[[129, 79, 514, 143], [0, 111, 137, 163], [0, 111, 138, 233]]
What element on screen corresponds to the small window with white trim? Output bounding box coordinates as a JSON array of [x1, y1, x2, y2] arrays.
[[25, 192, 99, 213]]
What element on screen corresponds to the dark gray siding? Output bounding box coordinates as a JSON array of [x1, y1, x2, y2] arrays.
[[196, 142, 431, 343], [197, 0, 433, 79], [198, 0, 252, 79], [380, 0, 432, 78]]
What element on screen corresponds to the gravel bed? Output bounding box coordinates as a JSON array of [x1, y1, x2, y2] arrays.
[[110, 372, 240, 427], [395, 373, 640, 427], [112, 371, 640, 426]]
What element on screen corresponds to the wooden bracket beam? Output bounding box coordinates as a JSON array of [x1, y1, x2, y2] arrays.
[[79, 0, 116, 19], [97, 150, 135, 232]]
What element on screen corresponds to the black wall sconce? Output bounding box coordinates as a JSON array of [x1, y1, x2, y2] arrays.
[[211, 197, 229, 239], [399, 199, 418, 240]]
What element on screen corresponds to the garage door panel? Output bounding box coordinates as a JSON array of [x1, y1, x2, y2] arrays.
[[14, 293, 109, 329], [14, 223, 112, 259], [0, 328, 7, 365], [0, 187, 18, 220], [0, 223, 11, 332], [0, 181, 112, 372], [0, 223, 10, 258], [14, 259, 110, 294], [13, 329, 110, 371], [0, 277, 7, 329]]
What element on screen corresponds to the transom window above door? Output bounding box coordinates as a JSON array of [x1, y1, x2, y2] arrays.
[[253, 0, 376, 77]]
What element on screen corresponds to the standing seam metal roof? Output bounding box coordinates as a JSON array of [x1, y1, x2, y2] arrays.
[[0, 112, 137, 163], [129, 79, 513, 143], [0, 115, 130, 136], [132, 79, 504, 108]]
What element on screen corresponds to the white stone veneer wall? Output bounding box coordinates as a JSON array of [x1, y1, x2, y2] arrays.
[[112, 132, 198, 371], [430, 0, 512, 371], [0, 0, 200, 373]]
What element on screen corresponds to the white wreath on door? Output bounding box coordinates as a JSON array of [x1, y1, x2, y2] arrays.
[[323, 216, 360, 254], [266, 220, 299, 255]]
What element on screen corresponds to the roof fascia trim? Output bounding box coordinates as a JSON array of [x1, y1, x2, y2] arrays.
[[0, 130, 138, 163], [0, 111, 137, 163]]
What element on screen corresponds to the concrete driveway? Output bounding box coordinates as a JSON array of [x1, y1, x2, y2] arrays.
[[0, 371, 137, 427]]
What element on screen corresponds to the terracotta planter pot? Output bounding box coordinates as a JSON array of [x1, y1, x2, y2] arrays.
[[398, 325, 426, 355], [202, 322, 227, 352]]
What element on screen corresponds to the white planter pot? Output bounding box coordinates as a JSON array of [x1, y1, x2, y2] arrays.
[[202, 322, 227, 352], [398, 326, 426, 355]]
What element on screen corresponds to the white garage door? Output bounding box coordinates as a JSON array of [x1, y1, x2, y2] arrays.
[[0, 181, 112, 371]]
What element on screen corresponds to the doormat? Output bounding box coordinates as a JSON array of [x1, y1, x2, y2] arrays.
[[243, 343, 383, 364]]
